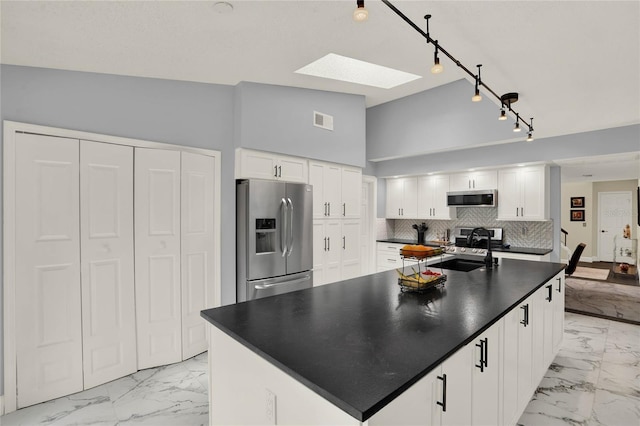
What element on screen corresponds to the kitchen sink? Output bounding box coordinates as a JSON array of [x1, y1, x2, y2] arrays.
[[429, 258, 486, 272]]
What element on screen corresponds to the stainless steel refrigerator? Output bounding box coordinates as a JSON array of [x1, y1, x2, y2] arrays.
[[236, 179, 313, 302]]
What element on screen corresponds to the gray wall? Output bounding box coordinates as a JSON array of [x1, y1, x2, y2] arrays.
[[235, 82, 366, 167], [366, 79, 518, 161], [0, 65, 368, 397]]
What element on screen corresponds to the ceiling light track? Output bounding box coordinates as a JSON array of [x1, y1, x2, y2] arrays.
[[377, 0, 534, 138]]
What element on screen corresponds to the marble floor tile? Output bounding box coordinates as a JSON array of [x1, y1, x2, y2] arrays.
[[2, 318, 639, 426]]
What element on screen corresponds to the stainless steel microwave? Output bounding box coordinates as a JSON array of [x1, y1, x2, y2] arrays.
[[446, 189, 498, 207]]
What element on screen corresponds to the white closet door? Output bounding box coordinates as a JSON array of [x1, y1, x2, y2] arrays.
[[80, 141, 136, 388], [15, 133, 83, 408], [135, 148, 182, 369], [181, 152, 215, 360]]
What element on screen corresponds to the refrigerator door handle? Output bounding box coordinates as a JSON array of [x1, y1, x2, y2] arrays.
[[280, 198, 288, 257], [286, 198, 294, 256]]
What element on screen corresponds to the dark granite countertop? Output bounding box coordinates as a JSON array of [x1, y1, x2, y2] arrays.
[[377, 239, 552, 256], [201, 259, 565, 421]]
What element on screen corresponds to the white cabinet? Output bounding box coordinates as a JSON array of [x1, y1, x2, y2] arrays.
[[376, 242, 403, 272], [471, 322, 501, 426], [235, 148, 308, 183], [417, 175, 456, 220], [449, 170, 497, 191], [313, 220, 360, 286], [552, 273, 565, 355], [309, 161, 362, 219], [498, 166, 548, 221], [386, 177, 418, 218], [438, 343, 473, 426]]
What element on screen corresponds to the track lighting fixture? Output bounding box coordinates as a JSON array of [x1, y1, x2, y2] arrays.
[[353, 0, 368, 22], [526, 118, 534, 141], [431, 42, 443, 74], [373, 0, 535, 140], [471, 65, 482, 102]]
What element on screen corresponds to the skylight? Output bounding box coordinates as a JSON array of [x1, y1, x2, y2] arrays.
[[295, 53, 421, 89]]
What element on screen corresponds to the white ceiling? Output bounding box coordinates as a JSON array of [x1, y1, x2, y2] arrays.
[[2, 0, 639, 178]]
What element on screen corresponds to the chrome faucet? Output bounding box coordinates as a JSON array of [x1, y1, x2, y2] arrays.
[[467, 227, 494, 269]]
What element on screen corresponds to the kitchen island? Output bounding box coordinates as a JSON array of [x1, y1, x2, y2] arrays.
[[201, 258, 566, 425]]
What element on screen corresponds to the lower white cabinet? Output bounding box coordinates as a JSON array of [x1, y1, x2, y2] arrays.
[[552, 274, 565, 355], [369, 273, 564, 426], [313, 219, 361, 286], [376, 242, 403, 272]]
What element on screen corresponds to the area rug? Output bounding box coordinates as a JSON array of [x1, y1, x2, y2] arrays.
[[571, 266, 610, 281], [565, 277, 640, 323]]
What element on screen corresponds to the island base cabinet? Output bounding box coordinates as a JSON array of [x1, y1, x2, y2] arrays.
[[209, 325, 360, 426], [471, 322, 501, 426]]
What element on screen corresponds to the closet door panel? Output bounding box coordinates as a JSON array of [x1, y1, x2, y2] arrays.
[[15, 133, 83, 408], [135, 148, 182, 369], [80, 141, 136, 389], [181, 152, 216, 359]]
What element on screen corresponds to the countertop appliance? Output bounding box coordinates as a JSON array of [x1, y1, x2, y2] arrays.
[[445, 226, 503, 256], [236, 179, 313, 302], [446, 189, 497, 207]]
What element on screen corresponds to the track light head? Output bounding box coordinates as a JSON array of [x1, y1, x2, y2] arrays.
[[513, 122, 521, 132], [498, 108, 507, 121], [526, 132, 534, 142], [472, 78, 482, 102], [353, 0, 368, 22], [431, 58, 443, 74]]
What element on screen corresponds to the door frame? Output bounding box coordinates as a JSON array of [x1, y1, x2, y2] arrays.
[[3, 121, 221, 414], [596, 190, 632, 262], [362, 175, 378, 275]]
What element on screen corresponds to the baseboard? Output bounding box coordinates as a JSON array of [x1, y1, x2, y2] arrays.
[[0, 394, 4, 416]]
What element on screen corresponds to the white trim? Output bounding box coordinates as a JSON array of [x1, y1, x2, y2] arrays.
[[0, 394, 4, 415], [2, 121, 222, 413], [363, 175, 377, 275]]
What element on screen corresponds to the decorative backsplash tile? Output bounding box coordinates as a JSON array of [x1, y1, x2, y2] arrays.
[[386, 208, 553, 248]]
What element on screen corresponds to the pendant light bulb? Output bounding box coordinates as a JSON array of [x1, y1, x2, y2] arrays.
[[431, 57, 443, 74], [513, 122, 521, 132], [526, 132, 534, 142], [472, 86, 482, 102], [353, 0, 368, 22], [498, 108, 507, 121]]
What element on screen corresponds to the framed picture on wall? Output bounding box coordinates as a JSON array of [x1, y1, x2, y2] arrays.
[[570, 197, 585, 208], [571, 210, 585, 222]]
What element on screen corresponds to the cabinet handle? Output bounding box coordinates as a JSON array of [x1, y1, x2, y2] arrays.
[[327, 237, 330, 251], [343, 236, 346, 250], [520, 304, 529, 327], [343, 203, 346, 216], [468, 179, 471, 189], [387, 258, 397, 262], [556, 277, 562, 293], [521, 207, 524, 216], [437, 374, 447, 412], [398, 208, 401, 216], [274, 165, 278, 178], [516, 207, 519, 217], [473, 179, 476, 189], [323, 237, 327, 251], [475, 339, 485, 372], [401, 208, 404, 216], [546, 284, 553, 302], [278, 165, 282, 177], [484, 337, 489, 368]]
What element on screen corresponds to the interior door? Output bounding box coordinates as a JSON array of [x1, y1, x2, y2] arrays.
[[15, 133, 83, 407], [181, 152, 216, 360], [598, 191, 632, 261], [135, 148, 182, 369], [80, 141, 136, 389]]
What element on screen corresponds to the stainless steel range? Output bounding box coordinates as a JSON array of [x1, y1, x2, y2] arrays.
[[444, 227, 504, 257]]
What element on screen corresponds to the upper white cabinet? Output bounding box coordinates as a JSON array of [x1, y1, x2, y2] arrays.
[[449, 170, 497, 191], [309, 161, 362, 219], [498, 165, 549, 221], [236, 148, 308, 183], [386, 177, 418, 219], [417, 175, 456, 220]]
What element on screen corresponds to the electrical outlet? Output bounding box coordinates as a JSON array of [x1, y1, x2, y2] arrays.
[[265, 389, 276, 425]]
